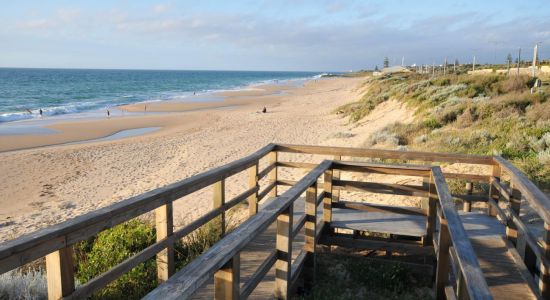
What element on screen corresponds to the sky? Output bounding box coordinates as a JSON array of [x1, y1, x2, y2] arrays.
[[0, 0, 549, 72]]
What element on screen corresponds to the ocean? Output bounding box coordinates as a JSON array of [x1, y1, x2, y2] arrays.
[[0, 68, 322, 123]]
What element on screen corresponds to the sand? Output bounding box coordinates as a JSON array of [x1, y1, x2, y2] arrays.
[[1, 77, 387, 241]]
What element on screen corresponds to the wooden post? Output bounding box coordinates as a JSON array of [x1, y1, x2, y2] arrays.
[[214, 253, 240, 300], [248, 163, 259, 216], [332, 155, 341, 203], [488, 164, 501, 216], [155, 203, 174, 282], [423, 175, 436, 246], [323, 169, 333, 232], [46, 247, 75, 300], [435, 216, 451, 300], [464, 182, 473, 212], [540, 222, 550, 299], [275, 205, 293, 299], [506, 182, 521, 246], [268, 151, 278, 198], [304, 183, 318, 291], [213, 179, 226, 237]]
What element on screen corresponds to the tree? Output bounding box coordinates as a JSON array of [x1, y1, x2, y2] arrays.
[[383, 57, 389, 68], [506, 53, 513, 64]]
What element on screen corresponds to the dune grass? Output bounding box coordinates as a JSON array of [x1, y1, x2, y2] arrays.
[[339, 71, 550, 187]]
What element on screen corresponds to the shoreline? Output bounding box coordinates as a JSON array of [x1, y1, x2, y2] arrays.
[[0, 81, 307, 152]]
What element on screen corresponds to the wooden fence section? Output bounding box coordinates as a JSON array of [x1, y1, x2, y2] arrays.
[[0, 144, 548, 300]]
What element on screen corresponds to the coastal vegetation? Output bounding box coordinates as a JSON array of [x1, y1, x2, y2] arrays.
[[0, 219, 224, 300], [338, 71, 550, 187]]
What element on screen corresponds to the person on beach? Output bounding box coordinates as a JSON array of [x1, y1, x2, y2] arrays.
[[262, 107, 267, 113], [39, 109, 43, 117], [144, 104, 147, 112], [107, 109, 110, 117]]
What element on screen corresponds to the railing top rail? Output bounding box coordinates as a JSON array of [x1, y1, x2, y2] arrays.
[[331, 160, 432, 176], [144, 160, 333, 300], [0, 143, 276, 273], [493, 155, 550, 224], [275, 144, 494, 165], [431, 167, 492, 300]]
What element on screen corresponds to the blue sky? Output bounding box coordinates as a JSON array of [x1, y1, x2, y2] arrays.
[[1, 0, 549, 71]]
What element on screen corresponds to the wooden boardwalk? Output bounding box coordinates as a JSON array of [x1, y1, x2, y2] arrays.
[[195, 199, 542, 299], [192, 198, 311, 299], [459, 212, 540, 300]]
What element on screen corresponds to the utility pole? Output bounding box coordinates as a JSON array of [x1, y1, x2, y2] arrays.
[[444, 57, 447, 75], [401, 56, 405, 67], [532, 43, 539, 77], [432, 62, 435, 77], [472, 55, 476, 72], [517, 47, 521, 76]]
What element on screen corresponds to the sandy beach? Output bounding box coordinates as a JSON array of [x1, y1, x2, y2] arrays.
[[0, 76, 419, 242]]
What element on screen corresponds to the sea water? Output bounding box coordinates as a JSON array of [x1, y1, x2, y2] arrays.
[[0, 68, 322, 123]]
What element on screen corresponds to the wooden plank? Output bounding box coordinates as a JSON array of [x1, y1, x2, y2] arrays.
[[331, 160, 431, 177], [213, 180, 226, 237], [330, 207, 427, 237], [248, 163, 259, 216], [304, 183, 317, 290], [275, 144, 494, 165], [268, 151, 278, 198], [332, 201, 425, 216], [0, 144, 276, 272], [424, 174, 436, 246], [464, 182, 473, 212], [333, 155, 341, 202], [277, 179, 296, 186], [155, 203, 174, 282], [318, 235, 433, 255], [143, 160, 332, 300], [432, 167, 492, 300], [494, 156, 550, 224], [258, 162, 276, 180], [214, 253, 240, 300], [323, 169, 333, 226], [291, 214, 306, 239], [507, 183, 521, 246], [240, 250, 277, 299], [290, 249, 306, 291], [541, 222, 550, 299], [435, 216, 451, 300], [258, 181, 276, 202], [489, 165, 502, 217], [46, 247, 75, 300], [333, 179, 428, 197], [275, 204, 293, 299]]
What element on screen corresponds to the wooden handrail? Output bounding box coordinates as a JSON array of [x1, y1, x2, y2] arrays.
[[432, 167, 492, 300], [143, 160, 333, 299], [493, 156, 550, 224], [275, 144, 494, 165]]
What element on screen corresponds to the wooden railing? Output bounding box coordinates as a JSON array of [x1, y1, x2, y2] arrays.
[[0, 144, 279, 299], [0, 144, 548, 300], [486, 156, 550, 297]]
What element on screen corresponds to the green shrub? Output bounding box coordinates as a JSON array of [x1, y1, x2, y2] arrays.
[[74, 219, 223, 299], [75, 220, 157, 300]]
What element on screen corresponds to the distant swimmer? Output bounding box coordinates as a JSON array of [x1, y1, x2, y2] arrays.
[[39, 109, 43, 116], [193, 91, 196, 95], [262, 107, 267, 113]]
